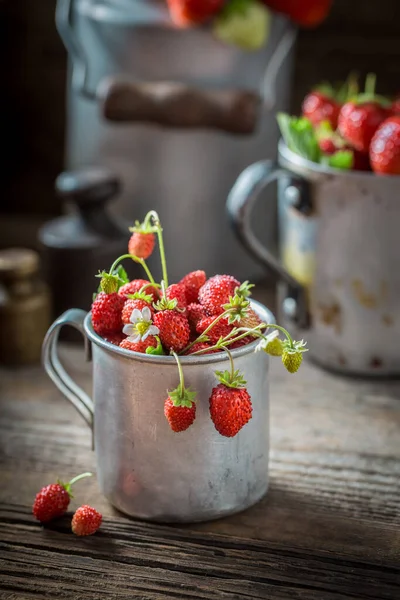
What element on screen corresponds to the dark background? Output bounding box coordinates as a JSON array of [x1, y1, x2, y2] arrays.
[[1, 0, 400, 247]]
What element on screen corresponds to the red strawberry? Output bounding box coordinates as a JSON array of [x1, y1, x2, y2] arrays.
[[120, 335, 158, 353], [209, 384, 253, 437], [91, 292, 124, 336], [370, 116, 400, 175], [198, 275, 241, 315], [185, 342, 220, 355], [302, 91, 341, 129], [318, 137, 338, 155], [392, 97, 400, 115], [167, 0, 224, 27], [122, 298, 153, 325], [164, 396, 196, 432], [179, 270, 207, 304], [102, 332, 125, 346], [196, 315, 233, 344], [262, 0, 332, 27], [239, 308, 261, 330], [128, 231, 155, 260], [187, 303, 207, 331], [71, 505, 102, 536], [153, 311, 190, 352], [166, 283, 187, 312], [229, 335, 254, 349], [338, 101, 390, 153], [32, 472, 92, 523], [118, 280, 159, 302]]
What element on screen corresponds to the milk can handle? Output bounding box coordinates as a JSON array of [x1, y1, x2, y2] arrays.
[[226, 160, 310, 329], [42, 309, 94, 430]]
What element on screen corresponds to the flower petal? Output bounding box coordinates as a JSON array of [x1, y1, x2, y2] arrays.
[[130, 308, 142, 324], [148, 325, 159, 336], [127, 333, 141, 343], [142, 306, 151, 322], [141, 330, 149, 341], [123, 324, 134, 336]]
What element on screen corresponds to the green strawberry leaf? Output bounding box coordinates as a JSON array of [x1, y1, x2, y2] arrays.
[[322, 150, 354, 170], [112, 265, 129, 289], [145, 336, 165, 355], [277, 113, 321, 163]]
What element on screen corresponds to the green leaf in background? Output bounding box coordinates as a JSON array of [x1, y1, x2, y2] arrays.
[[322, 150, 354, 170], [113, 265, 129, 288], [277, 113, 321, 163]]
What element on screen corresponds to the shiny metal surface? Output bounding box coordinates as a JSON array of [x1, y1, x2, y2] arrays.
[[62, 0, 295, 281], [42, 301, 273, 522], [227, 142, 400, 376]]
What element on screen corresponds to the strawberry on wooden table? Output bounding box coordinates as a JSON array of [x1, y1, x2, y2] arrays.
[[32, 473, 92, 523], [71, 505, 102, 536]]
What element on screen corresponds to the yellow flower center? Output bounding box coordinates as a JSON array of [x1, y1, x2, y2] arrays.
[[136, 321, 149, 336]]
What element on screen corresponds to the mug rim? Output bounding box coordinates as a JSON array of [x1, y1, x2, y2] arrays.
[[84, 299, 275, 365], [278, 139, 400, 180]]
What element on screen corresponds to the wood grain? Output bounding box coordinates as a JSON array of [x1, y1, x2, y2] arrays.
[[1, 329, 400, 598]]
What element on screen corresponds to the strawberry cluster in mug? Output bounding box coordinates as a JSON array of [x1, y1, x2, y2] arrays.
[[278, 73, 400, 176], [91, 211, 307, 437]]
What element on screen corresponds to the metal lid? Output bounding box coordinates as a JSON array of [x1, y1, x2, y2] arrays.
[[0, 248, 40, 280]]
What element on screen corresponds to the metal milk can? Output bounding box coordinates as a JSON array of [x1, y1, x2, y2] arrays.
[[227, 142, 400, 376], [57, 0, 296, 282], [42, 300, 273, 523]]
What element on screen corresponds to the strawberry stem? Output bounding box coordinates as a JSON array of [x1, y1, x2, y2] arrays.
[[145, 210, 168, 288], [224, 347, 235, 380], [109, 254, 156, 285], [68, 472, 92, 486], [172, 351, 185, 399], [365, 72, 376, 96], [180, 309, 234, 354]]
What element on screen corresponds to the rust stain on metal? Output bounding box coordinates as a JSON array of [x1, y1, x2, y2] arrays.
[[370, 357, 383, 368], [351, 279, 388, 309], [317, 302, 342, 334], [382, 314, 394, 327]]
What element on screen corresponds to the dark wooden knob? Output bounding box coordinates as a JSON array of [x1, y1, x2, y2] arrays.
[[99, 79, 261, 135]]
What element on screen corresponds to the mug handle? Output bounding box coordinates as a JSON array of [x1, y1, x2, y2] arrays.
[[227, 160, 310, 329], [42, 309, 94, 438]]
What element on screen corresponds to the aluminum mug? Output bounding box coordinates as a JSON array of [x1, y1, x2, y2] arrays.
[[227, 141, 400, 376], [42, 301, 273, 523]]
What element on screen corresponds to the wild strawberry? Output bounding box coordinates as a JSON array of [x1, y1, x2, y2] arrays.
[[229, 335, 254, 349], [238, 308, 261, 330], [164, 352, 197, 432], [184, 342, 219, 355], [281, 339, 308, 373], [120, 335, 158, 353], [187, 303, 207, 331], [167, 0, 224, 27], [262, 0, 332, 27], [302, 90, 341, 129], [198, 274, 241, 315], [102, 332, 125, 346], [196, 315, 233, 344], [118, 279, 159, 302], [32, 472, 92, 523], [179, 270, 206, 304], [166, 283, 187, 312], [370, 116, 400, 175], [71, 505, 102, 536], [91, 292, 124, 336], [122, 298, 153, 325], [210, 384, 253, 437], [338, 101, 390, 153], [153, 310, 190, 352]]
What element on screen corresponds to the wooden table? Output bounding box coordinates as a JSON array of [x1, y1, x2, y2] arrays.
[[1, 343, 399, 599]]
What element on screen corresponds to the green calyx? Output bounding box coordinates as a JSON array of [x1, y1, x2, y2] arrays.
[[154, 296, 178, 311], [350, 73, 391, 108], [129, 219, 158, 235], [145, 336, 165, 355], [97, 272, 120, 294], [215, 368, 247, 389], [169, 352, 197, 407], [58, 472, 92, 499], [127, 291, 154, 304], [236, 280, 254, 298], [223, 293, 251, 324]]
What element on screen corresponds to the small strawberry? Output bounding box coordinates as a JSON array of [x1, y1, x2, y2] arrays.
[[196, 315, 233, 344], [179, 270, 206, 304], [102, 332, 125, 346], [187, 302, 207, 332], [71, 505, 102, 536], [198, 274, 241, 315], [255, 330, 283, 356], [338, 100, 390, 153], [262, 0, 332, 27], [120, 335, 158, 353], [209, 352, 252, 437], [167, 0, 224, 27], [238, 308, 261, 330], [229, 335, 254, 349], [128, 218, 156, 260], [166, 283, 187, 312], [184, 342, 219, 355], [91, 292, 124, 336], [281, 340, 308, 373], [153, 310, 190, 352], [118, 279, 159, 302], [370, 116, 400, 175], [32, 472, 92, 523], [302, 90, 341, 129], [164, 352, 197, 432], [122, 297, 153, 325]]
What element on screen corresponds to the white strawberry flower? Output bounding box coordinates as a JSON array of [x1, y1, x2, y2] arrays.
[[255, 330, 279, 352], [122, 307, 159, 342]]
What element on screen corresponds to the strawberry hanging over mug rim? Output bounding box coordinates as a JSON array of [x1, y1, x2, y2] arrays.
[[164, 352, 197, 432]]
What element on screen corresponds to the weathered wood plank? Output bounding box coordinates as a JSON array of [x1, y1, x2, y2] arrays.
[[0, 505, 399, 600]]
